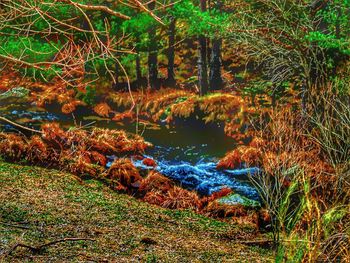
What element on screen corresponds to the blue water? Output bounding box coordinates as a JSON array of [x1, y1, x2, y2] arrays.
[[10, 110, 61, 121], [108, 145, 261, 201]]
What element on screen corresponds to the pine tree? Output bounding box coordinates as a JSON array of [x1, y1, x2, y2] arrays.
[[147, 1, 160, 89], [209, 0, 223, 90], [198, 0, 209, 96], [166, 14, 176, 87]]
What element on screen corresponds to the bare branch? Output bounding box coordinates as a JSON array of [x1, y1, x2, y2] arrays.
[[66, 0, 131, 20]]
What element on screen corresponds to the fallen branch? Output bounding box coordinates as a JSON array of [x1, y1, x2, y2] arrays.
[[7, 237, 96, 256], [0, 222, 31, 230], [234, 238, 325, 245], [0, 116, 43, 134], [234, 239, 274, 246]]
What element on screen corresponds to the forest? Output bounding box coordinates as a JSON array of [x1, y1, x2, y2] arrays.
[[0, 0, 349, 262]]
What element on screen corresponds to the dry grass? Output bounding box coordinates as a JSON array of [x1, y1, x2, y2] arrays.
[[104, 158, 143, 191], [0, 124, 150, 175], [137, 172, 264, 225], [217, 146, 262, 170], [139, 171, 175, 194], [221, 104, 350, 262], [0, 162, 273, 262]]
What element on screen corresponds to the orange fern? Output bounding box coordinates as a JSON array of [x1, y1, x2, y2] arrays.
[[105, 158, 143, 190], [93, 102, 112, 117]]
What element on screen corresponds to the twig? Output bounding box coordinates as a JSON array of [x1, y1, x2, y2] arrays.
[[7, 237, 96, 256], [133, 0, 165, 25], [0, 222, 31, 230], [0, 116, 43, 134], [234, 239, 325, 245], [67, 0, 130, 20], [234, 239, 273, 245]]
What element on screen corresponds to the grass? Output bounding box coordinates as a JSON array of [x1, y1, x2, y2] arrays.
[[0, 162, 273, 262]]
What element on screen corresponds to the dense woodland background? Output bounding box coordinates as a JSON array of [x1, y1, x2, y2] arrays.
[[0, 0, 349, 262]]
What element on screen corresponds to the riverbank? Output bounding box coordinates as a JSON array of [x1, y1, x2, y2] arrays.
[[0, 162, 273, 262]]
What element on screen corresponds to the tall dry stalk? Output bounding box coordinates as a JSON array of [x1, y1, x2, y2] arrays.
[[248, 105, 349, 262]]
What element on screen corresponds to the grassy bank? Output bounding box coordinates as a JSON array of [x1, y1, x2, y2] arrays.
[[0, 162, 272, 262]]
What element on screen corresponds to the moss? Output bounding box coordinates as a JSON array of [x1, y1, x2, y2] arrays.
[[0, 203, 30, 223]]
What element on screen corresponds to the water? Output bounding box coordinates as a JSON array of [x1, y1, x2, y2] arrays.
[[129, 156, 260, 199], [0, 101, 260, 203], [107, 119, 260, 201]]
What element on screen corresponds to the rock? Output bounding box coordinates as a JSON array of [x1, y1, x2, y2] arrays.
[[0, 87, 30, 100], [225, 167, 261, 176], [217, 193, 261, 208]]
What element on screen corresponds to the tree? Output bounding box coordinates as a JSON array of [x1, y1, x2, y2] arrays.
[[227, 0, 349, 110], [209, 38, 223, 90], [209, 1, 224, 90], [135, 35, 143, 87], [147, 1, 160, 89], [166, 12, 177, 87], [198, 0, 209, 96], [0, 0, 165, 90]]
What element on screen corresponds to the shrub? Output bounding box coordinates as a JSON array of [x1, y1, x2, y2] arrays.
[[105, 158, 143, 191]]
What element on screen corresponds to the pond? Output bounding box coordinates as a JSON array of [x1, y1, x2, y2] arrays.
[[0, 98, 260, 205]]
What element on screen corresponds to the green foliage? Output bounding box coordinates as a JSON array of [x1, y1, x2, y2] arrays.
[[275, 243, 306, 263], [122, 13, 155, 35], [0, 36, 63, 80], [228, 0, 350, 101], [170, 0, 230, 38], [306, 32, 350, 55], [145, 254, 158, 263], [242, 81, 269, 105], [0, 0, 131, 82], [322, 207, 347, 234], [0, 37, 60, 63], [81, 86, 97, 106], [242, 80, 291, 106]]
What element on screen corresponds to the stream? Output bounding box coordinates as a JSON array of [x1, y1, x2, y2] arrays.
[[0, 98, 261, 206]]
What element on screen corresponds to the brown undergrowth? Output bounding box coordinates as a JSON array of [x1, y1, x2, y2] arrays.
[[0, 123, 149, 189], [217, 108, 334, 179], [0, 124, 266, 228], [217, 101, 350, 262], [0, 72, 85, 113], [138, 172, 262, 226]]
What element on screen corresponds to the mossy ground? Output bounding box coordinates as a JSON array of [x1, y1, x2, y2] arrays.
[[0, 162, 273, 262]]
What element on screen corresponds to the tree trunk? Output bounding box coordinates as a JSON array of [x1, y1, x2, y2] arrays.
[[209, 38, 223, 90], [113, 59, 120, 89], [309, 0, 329, 89], [135, 35, 142, 88], [148, 1, 159, 90], [198, 0, 208, 96], [166, 16, 176, 87], [136, 54, 142, 85], [113, 44, 124, 91], [209, 0, 223, 91]]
